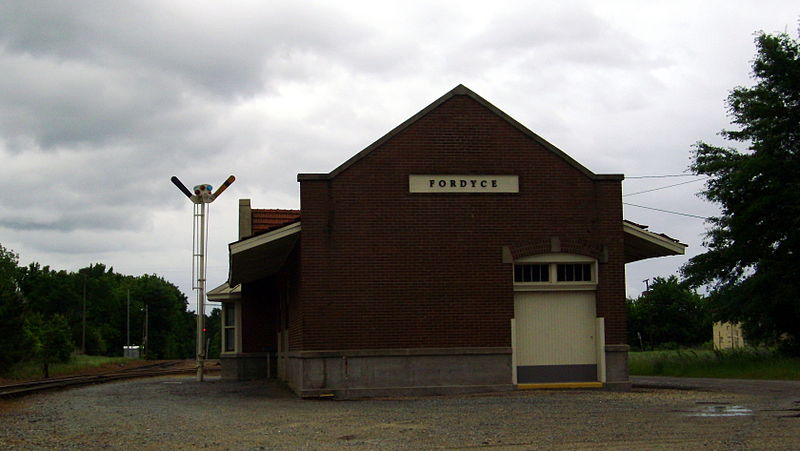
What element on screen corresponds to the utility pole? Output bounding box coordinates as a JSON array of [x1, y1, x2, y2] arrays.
[[171, 174, 235, 381], [142, 304, 148, 358], [81, 276, 86, 354], [127, 289, 131, 348]]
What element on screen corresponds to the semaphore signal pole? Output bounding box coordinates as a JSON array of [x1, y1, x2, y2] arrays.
[[171, 174, 235, 381]]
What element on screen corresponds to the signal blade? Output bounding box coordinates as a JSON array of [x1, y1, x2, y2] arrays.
[[171, 176, 193, 199], [213, 175, 236, 198]]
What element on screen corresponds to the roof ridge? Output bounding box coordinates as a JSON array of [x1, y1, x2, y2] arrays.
[[297, 84, 623, 182]]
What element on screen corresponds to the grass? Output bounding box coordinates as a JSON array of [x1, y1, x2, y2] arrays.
[[0, 355, 137, 382], [629, 348, 800, 380]]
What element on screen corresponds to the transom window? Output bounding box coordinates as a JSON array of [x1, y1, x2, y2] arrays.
[[512, 254, 597, 290]]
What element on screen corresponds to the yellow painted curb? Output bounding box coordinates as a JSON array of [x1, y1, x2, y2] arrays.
[[517, 382, 603, 390]]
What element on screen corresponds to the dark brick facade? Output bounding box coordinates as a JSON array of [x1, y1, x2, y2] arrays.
[[294, 89, 626, 352], [222, 85, 641, 395]]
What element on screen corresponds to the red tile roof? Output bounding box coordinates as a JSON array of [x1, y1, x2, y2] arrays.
[[252, 209, 301, 235]]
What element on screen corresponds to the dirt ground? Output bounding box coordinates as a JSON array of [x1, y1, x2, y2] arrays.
[[1, 375, 799, 450]]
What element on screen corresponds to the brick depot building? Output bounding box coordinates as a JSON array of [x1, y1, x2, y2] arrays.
[[208, 85, 685, 397]]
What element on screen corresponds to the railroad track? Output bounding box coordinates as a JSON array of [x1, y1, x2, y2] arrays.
[[0, 360, 219, 399]]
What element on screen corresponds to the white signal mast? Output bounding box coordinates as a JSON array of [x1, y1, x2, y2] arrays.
[[171, 174, 235, 381]]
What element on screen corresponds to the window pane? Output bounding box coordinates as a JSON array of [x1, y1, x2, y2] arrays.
[[514, 264, 549, 282], [224, 304, 235, 327], [224, 328, 235, 352], [556, 263, 592, 282]]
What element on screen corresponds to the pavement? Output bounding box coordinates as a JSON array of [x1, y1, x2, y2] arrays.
[[632, 375, 800, 399], [2, 375, 800, 449]]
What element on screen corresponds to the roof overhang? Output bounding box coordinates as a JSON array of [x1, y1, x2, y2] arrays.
[[229, 221, 301, 285], [207, 282, 241, 302], [623, 220, 686, 263]]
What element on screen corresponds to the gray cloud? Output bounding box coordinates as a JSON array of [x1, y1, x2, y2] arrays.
[[0, 2, 371, 93], [0, 0, 796, 300]]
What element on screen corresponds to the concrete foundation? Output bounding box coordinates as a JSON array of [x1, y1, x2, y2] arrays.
[[221, 345, 630, 396], [220, 352, 274, 380], [284, 347, 514, 398], [604, 344, 632, 391]]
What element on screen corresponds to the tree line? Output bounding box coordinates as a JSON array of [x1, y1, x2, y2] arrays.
[[627, 276, 710, 351], [0, 242, 220, 373], [681, 28, 800, 354], [628, 27, 800, 355]]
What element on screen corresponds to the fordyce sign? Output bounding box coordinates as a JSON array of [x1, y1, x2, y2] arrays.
[[409, 175, 519, 193]]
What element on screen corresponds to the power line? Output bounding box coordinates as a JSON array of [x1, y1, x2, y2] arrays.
[[623, 177, 707, 197], [626, 173, 696, 179], [623, 202, 708, 219]]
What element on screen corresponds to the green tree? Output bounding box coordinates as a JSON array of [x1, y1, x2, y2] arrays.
[[205, 308, 222, 359], [0, 244, 36, 369], [30, 313, 74, 377], [627, 276, 710, 350], [132, 274, 192, 359], [2, 242, 197, 366], [682, 29, 800, 353], [18, 264, 83, 348], [77, 264, 121, 353]]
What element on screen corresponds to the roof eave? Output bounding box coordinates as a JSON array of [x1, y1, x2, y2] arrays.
[[623, 221, 687, 263], [228, 222, 301, 286], [207, 282, 241, 302]]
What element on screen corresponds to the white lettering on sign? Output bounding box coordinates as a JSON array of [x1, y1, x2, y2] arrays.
[[409, 175, 519, 193]]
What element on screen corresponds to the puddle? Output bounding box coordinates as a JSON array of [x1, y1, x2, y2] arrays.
[[688, 405, 752, 417]]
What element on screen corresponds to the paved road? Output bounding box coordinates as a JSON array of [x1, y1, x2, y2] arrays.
[[1, 376, 799, 450], [633, 375, 800, 399]]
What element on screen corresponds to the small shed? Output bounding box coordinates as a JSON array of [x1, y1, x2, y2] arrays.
[[713, 322, 747, 350]]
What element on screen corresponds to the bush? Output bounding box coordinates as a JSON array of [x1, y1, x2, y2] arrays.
[[84, 327, 107, 356], [30, 313, 74, 368]]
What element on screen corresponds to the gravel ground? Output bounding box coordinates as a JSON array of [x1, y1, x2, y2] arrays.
[[2, 375, 799, 450]]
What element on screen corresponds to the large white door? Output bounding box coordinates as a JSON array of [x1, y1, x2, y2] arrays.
[[514, 291, 597, 383]]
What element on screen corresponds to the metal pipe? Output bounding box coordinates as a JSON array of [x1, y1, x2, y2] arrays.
[[196, 202, 206, 382]]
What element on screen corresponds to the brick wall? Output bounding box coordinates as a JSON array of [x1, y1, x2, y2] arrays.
[[297, 94, 626, 350], [240, 279, 276, 353], [240, 246, 301, 353]]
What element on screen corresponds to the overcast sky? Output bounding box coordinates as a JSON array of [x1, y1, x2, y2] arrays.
[[1, 1, 797, 309]]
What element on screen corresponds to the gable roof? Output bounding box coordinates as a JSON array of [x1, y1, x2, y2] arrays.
[[252, 209, 301, 235], [298, 84, 623, 182]]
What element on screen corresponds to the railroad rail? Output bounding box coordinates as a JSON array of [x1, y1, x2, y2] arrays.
[[0, 360, 219, 399]]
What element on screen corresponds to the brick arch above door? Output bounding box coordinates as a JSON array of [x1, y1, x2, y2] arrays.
[[506, 237, 606, 263]]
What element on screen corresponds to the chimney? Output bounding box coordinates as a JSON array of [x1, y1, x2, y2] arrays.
[[239, 199, 252, 240]]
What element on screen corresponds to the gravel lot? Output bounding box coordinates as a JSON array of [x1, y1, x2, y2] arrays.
[[2, 375, 799, 450]]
